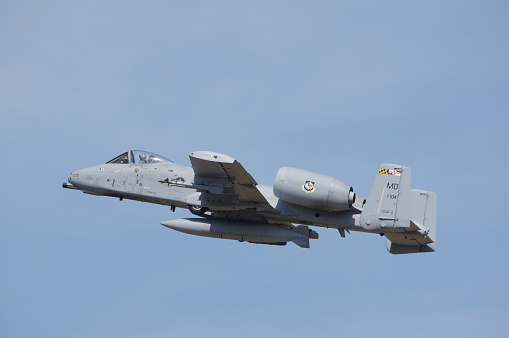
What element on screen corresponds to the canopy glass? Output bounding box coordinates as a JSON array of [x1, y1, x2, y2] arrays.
[[106, 150, 173, 164]]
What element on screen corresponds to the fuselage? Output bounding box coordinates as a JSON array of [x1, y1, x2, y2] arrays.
[[65, 150, 363, 231]]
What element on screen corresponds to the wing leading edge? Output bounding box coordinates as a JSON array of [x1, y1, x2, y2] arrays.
[[188, 151, 279, 214]]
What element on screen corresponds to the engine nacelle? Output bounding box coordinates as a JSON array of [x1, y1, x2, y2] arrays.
[[274, 167, 355, 211]]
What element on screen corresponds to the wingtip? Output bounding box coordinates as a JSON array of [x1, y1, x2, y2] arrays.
[[189, 151, 236, 163]]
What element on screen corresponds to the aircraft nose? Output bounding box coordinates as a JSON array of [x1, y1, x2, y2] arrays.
[[64, 166, 105, 193], [68, 170, 78, 183], [66, 168, 90, 189], [63, 169, 84, 190]]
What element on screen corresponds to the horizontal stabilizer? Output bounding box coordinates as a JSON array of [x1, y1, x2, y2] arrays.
[[385, 190, 437, 254]]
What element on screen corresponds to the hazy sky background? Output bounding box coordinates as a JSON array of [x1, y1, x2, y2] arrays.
[[1, 1, 508, 337]]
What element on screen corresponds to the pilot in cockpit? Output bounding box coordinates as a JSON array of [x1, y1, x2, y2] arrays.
[[139, 153, 147, 163]]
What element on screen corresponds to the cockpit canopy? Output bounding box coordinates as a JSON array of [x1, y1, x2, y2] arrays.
[[106, 150, 173, 165]]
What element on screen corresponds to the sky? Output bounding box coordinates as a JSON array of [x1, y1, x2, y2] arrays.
[[1, 1, 508, 337]]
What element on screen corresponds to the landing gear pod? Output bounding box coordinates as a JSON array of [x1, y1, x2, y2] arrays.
[[273, 167, 355, 211], [188, 205, 209, 216]]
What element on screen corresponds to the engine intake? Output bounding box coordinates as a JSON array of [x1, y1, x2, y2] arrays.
[[274, 167, 355, 211]]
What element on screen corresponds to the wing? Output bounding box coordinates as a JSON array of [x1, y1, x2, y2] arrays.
[[187, 151, 279, 216]]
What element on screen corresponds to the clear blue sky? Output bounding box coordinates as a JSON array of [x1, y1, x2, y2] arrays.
[[1, 1, 508, 337]]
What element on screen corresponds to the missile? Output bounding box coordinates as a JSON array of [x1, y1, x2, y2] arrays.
[[161, 218, 318, 248]]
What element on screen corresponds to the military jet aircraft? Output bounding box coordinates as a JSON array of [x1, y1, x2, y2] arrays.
[[63, 150, 436, 254]]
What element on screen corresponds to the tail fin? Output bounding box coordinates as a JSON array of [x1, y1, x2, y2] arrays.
[[359, 164, 412, 230], [360, 164, 437, 254], [385, 190, 437, 254]]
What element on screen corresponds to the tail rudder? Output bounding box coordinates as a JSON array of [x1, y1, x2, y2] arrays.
[[360, 163, 437, 254], [359, 164, 412, 231]]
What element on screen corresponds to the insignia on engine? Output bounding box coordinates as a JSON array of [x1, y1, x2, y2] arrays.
[[302, 180, 316, 193]]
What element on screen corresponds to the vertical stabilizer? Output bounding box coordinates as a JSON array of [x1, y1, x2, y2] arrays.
[[360, 164, 412, 231]]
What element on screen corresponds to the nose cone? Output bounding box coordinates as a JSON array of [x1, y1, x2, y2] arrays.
[[67, 167, 95, 189], [68, 170, 80, 185]]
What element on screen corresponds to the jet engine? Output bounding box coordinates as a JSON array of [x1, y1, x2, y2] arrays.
[[273, 167, 355, 211]]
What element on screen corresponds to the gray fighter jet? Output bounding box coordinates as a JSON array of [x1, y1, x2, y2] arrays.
[[63, 150, 436, 254]]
